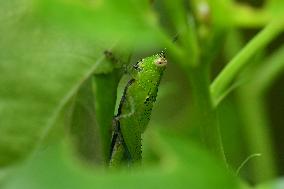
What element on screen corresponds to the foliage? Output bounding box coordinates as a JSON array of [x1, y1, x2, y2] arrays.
[[1, 0, 284, 188]]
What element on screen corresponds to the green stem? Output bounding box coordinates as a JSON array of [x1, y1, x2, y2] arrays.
[[93, 72, 121, 164], [187, 66, 226, 162], [231, 4, 270, 28], [211, 21, 284, 106], [237, 47, 284, 182], [238, 85, 276, 182], [252, 46, 284, 94]]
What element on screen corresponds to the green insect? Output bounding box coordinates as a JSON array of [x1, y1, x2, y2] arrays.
[[109, 52, 167, 166]]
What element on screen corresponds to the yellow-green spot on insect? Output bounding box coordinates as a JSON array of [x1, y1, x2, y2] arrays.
[[109, 52, 167, 165]]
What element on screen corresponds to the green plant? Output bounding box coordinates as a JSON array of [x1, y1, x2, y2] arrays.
[[1, 0, 284, 188]]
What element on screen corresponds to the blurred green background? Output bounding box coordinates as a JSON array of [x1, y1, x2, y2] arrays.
[[0, 0, 284, 188]]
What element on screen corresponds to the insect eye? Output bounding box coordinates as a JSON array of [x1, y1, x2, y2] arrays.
[[154, 57, 167, 67]]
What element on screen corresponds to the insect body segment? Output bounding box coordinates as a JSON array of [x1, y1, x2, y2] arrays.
[[110, 52, 167, 164]]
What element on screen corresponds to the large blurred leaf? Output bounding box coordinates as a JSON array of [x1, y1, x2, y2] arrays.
[[36, 0, 163, 49], [67, 78, 104, 164], [2, 130, 243, 189], [0, 0, 115, 166]]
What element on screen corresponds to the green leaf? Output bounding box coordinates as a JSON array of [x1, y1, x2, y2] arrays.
[[67, 78, 104, 164], [2, 130, 243, 189], [0, 0, 114, 166], [36, 0, 162, 49]]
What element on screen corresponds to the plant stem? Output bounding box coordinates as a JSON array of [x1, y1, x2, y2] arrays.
[[237, 47, 284, 182], [93, 72, 121, 163], [211, 20, 284, 106], [166, 23, 225, 162], [252, 46, 284, 94], [231, 4, 270, 28], [187, 65, 226, 162], [238, 85, 276, 182]]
